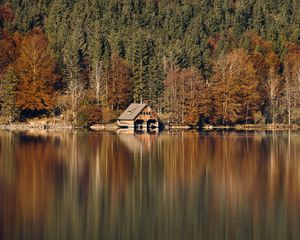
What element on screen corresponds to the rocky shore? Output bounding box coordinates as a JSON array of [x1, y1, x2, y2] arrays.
[[0, 123, 73, 131], [90, 123, 119, 130], [203, 124, 300, 131], [233, 124, 300, 131]]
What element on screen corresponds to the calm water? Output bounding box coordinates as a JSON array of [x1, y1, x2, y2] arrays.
[[1, 130, 300, 240]]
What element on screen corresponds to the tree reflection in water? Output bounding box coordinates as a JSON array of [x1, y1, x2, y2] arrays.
[[0, 130, 300, 240]]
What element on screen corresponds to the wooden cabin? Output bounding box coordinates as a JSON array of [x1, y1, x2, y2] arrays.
[[117, 103, 159, 130]]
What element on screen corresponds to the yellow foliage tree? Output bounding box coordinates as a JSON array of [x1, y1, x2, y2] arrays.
[[164, 67, 208, 125], [211, 49, 260, 124]]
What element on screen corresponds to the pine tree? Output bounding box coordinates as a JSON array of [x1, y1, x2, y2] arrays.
[[45, 0, 69, 64], [0, 69, 19, 123], [88, 20, 103, 104], [127, 33, 152, 103], [234, 1, 253, 35], [63, 20, 86, 123], [148, 56, 164, 111]]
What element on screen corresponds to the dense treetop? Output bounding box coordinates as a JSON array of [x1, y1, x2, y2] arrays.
[[3, 0, 299, 73]]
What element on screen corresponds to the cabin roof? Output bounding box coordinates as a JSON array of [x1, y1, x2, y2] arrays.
[[118, 103, 148, 120]]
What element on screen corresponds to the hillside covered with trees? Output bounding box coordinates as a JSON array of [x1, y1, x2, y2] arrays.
[[0, 0, 300, 126]]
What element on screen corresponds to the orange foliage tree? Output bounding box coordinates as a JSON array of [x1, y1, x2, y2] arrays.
[[13, 29, 59, 116], [0, 32, 21, 74], [164, 67, 209, 125], [284, 43, 300, 124], [0, 3, 18, 74], [211, 49, 260, 124], [108, 55, 132, 111], [248, 34, 282, 124]]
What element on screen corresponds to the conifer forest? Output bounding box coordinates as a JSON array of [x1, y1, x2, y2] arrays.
[[0, 0, 300, 126]]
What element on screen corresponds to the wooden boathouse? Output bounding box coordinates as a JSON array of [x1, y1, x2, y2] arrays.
[[117, 103, 159, 130]]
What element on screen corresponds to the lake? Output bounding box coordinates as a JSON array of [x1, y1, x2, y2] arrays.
[[0, 130, 300, 240]]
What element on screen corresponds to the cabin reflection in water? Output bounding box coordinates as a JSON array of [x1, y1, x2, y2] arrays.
[[117, 129, 158, 153]]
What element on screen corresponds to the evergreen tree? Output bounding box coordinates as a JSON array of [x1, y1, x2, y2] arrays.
[[45, 0, 69, 64], [0, 69, 19, 122], [63, 19, 86, 86], [127, 33, 153, 102], [148, 56, 164, 111], [63, 20, 87, 123], [88, 20, 103, 104]]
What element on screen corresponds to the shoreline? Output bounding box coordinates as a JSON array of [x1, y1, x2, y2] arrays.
[[231, 124, 300, 131], [0, 123, 73, 131], [0, 123, 300, 132]]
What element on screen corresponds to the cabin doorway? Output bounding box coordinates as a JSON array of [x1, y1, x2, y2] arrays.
[[134, 120, 145, 131], [147, 119, 157, 129]]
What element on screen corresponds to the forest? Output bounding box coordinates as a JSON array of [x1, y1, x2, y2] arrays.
[[0, 0, 300, 126]]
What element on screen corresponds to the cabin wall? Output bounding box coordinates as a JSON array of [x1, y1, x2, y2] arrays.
[[118, 120, 135, 127], [119, 120, 134, 125], [136, 106, 158, 121]]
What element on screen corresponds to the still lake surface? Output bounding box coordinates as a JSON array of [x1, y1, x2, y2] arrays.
[[0, 130, 300, 240]]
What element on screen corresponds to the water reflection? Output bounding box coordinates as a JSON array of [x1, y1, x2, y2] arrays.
[[1, 131, 300, 239]]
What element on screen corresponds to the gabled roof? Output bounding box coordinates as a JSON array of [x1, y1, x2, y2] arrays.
[[118, 103, 148, 120]]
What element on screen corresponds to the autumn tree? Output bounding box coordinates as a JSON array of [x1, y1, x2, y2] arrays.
[[248, 34, 283, 124], [164, 67, 208, 125], [265, 68, 282, 124], [13, 29, 59, 117], [0, 5, 20, 74], [284, 43, 300, 125], [0, 33, 19, 74], [211, 49, 260, 124], [108, 55, 132, 112], [181, 67, 210, 125]]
